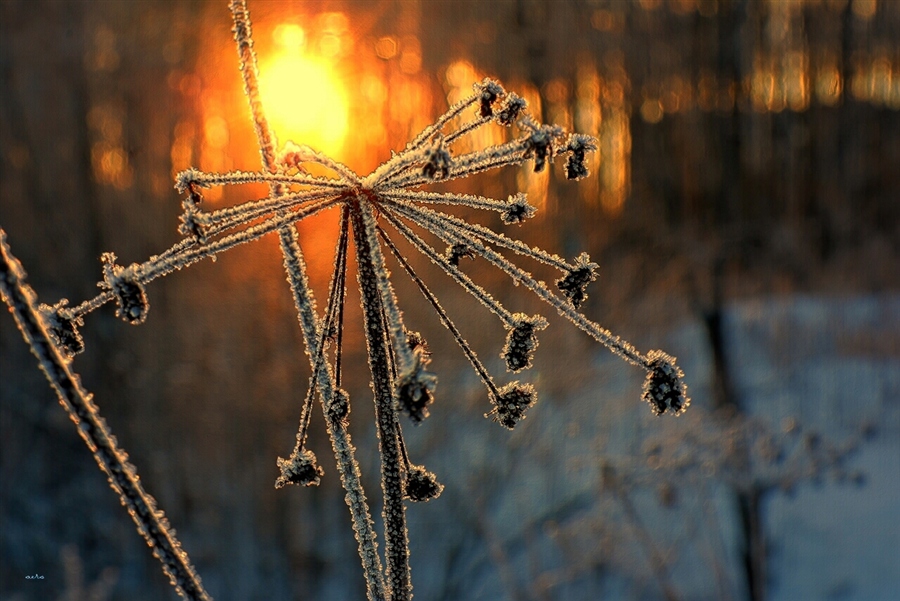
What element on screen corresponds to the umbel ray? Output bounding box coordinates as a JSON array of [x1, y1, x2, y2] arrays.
[[0, 1, 688, 599]]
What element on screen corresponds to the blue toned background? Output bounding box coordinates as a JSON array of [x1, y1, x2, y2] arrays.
[[2, 1, 898, 599]]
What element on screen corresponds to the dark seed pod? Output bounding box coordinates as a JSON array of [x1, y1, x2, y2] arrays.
[[642, 350, 690, 416], [487, 382, 537, 429], [477, 79, 505, 118], [564, 134, 597, 180], [39, 301, 84, 357], [101, 253, 149, 325], [496, 93, 527, 126], [404, 465, 444, 502], [502, 313, 547, 372], [326, 388, 350, 424], [275, 448, 324, 488], [556, 253, 598, 309], [501, 193, 536, 225], [395, 357, 438, 424], [445, 242, 476, 267]]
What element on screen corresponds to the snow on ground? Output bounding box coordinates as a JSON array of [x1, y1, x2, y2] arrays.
[[729, 295, 900, 601], [328, 295, 900, 600]]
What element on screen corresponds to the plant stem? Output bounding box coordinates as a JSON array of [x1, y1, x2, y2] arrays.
[[0, 231, 212, 601], [229, 1, 386, 598], [350, 198, 412, 601]]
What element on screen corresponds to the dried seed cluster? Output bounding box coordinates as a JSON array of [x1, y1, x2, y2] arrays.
[[275, 449, 324, 488], [489, 382, 538, 429], [642, 350, 690, 416], [1, 2, 690, 599], [502, 314, 549, 372], [404, 465, 444, 502]]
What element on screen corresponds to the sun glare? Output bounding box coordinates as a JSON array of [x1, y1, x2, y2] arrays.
[[259, 27, 349, 156]]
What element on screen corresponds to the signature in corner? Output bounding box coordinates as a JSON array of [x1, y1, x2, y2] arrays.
[[25, 573, 45, 580]]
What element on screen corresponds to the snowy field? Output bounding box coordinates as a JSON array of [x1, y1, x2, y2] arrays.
[[396, 295, 900, 601]]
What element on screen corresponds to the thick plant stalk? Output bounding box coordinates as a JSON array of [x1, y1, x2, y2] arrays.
[[0, 231, 212, 601], [350, 199, 412, 601]]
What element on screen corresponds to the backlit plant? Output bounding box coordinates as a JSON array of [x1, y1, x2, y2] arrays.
[[0, 1, 688, 599]]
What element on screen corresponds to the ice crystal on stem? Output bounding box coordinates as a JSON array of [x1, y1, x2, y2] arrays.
[[1, 1, 690, 599]]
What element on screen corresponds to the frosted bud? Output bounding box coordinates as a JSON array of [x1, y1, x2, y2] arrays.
[[405, 330, 431, 361], [642, 350, 690, 416], [564, 134, 597, 180], [496, 93, 527, 126], [487, 382, 537, 429], [476, 79, 505, 118], [178, 207, 210, 244], [404, 465, 444, 502], [326, 388, 350, 424], [39, 300, 84, 357], [173, 168, 204, 195], [101, 253, 149, 325], [395, 355, 438, 424], [556, 253, 598, 309], [445, 242, 476, 267], [422, 141, 452, 180], [501, 193, 536, 225], [502, 313, 548, 372], [523, 124, 563, 173], [275, 448, 323, 488]]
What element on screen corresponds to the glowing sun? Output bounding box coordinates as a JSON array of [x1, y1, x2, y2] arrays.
[[259, 28, 349, 155]]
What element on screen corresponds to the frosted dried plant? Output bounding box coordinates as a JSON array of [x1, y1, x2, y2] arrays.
[[0, 1, 688, 599]]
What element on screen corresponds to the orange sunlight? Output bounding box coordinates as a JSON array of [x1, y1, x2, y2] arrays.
[[258, 24, 349, 156]]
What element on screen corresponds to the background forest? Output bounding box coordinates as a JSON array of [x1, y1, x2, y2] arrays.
[[1, 0, 898, 600]]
